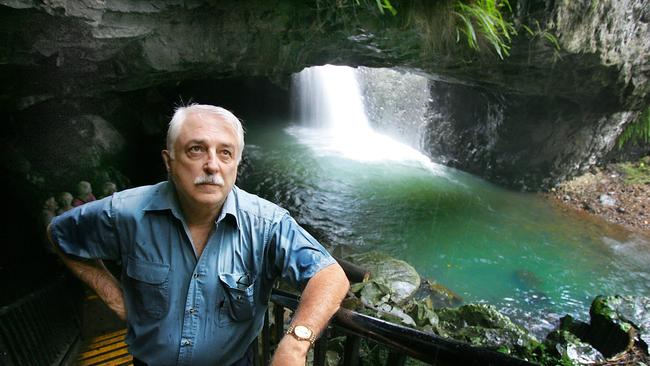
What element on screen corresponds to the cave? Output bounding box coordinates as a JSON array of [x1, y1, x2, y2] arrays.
[[1, 0, 649, 365]]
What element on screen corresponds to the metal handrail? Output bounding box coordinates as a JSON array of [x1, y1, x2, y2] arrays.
[[268, 289, 539, 366], [0, 275, 82, 366]]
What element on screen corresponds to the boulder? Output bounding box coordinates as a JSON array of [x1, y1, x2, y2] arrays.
[[434, 303, 537, 351], [539, 296, 650, 365], [545, 329, 605, 365], [589, 295, 650, 357], [347, 251, 420, 304]]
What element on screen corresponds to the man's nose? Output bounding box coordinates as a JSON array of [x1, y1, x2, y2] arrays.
[[204, 150, 221, 173]]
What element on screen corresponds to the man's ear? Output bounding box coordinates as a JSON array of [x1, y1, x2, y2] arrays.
[[161, 150, 172, 173]]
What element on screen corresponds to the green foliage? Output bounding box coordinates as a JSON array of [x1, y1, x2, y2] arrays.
[[522, 20, 561, 56], [326, 0, 561, 59], [372, 0, 397, 15], [618, 106, 650, 148], [453, 0, 517, 59], [616, 156, 650, 185]]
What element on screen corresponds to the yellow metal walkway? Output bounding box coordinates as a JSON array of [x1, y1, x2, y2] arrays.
[[76, 328, 132, 366]]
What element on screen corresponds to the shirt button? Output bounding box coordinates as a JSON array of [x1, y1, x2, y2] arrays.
[[189, 308, 197, 314], [193, 273, 199, 278], [181, 338, 192, 346]]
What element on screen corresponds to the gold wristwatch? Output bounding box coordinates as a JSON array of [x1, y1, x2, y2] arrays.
[[286, 324, 316, 345]]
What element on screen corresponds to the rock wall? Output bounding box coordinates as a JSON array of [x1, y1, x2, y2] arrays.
[[420, 78, 634, 189], [555, 0, 650, 105]]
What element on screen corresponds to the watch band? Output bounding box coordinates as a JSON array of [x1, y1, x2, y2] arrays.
[[286, 324, 316, 345]]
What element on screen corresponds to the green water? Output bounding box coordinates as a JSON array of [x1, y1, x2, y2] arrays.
[[239, 121, 650, 336]]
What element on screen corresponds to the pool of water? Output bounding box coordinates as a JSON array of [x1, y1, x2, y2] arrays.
[[239, 121, 650, 337]]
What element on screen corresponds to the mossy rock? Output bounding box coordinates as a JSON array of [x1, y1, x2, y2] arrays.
[[544, 329, 605, 365], [405, 297, 439, 328], [589, 295, 650, 357], [434, 303, 537, 351], [347, 251, 420, 304], [557, 315, 590, 342]]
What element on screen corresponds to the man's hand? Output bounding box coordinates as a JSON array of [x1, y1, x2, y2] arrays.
[[270, 263, 349, 366], [47, 225, 127, 322]]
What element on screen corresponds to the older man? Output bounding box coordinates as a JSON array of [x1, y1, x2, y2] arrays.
[[48, 104, 349, 366]]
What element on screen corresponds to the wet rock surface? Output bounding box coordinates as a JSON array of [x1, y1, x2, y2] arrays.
[[435, 303, 537, 350], [347, 250, 420, 305], [540, 296, 650, 365], [590, 295, 650, 356]]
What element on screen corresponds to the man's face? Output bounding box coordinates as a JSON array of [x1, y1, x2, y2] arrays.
[[162, 112, 239, 212]]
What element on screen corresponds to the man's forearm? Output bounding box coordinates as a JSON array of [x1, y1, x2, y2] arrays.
[[47, 225, 126, 321], [271, 263, 350, 366]]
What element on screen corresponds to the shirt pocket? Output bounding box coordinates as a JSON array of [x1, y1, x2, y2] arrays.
[[218, 272, 256, 326], [126, 256, 170, 320]]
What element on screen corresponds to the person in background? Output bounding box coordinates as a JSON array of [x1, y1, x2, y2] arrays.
[[72, 180, 96, 207], [41, 196, 59, 254], [41, 196, 58, 227], [56, 192, 74, 215], [100, 181, 117, 198], [48, 104, 349, 366]]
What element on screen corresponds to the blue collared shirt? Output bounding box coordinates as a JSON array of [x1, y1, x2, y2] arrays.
[[50, 182, 336, 365]]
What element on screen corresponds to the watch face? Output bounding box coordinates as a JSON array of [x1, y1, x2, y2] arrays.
[[294, 325, 312, 338]]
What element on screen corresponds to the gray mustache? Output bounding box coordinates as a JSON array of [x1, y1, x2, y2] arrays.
[[194, 175, 225, 186]]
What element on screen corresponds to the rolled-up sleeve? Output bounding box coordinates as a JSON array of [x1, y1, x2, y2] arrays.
[[49, 197, 119, 260], [269, 214, 337, 289]]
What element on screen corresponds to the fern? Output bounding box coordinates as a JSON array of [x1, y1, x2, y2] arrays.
[[375, 0, 397, 15], [453, 0, 517, 59], [327, 0, 560, 59], [522, 20, 561, 55], [618, 107, 650, 148]]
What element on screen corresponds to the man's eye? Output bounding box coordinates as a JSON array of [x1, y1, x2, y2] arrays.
[[222, 150, 232, 156], [189, 146, 205, 153]]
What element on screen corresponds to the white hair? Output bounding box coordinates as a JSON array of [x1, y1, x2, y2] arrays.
[[166, 104, 245, 161]]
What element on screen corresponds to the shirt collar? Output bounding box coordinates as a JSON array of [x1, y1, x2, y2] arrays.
[[217, 186, 239, 228], [143, 181, 240, 229]]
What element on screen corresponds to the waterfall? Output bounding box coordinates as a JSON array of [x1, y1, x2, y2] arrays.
[[357, 67, 431, 151], [291, 65, 442, 172], [294, 64, 371, 135]]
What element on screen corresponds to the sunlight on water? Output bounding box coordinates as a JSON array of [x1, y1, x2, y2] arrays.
[[286, 125, 447, 175]]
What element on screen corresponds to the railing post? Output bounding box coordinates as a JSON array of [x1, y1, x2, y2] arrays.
[[262, 310, 271, 366], [312, 328, 328, 366], [273, 304, 285, 344], [342, 334, 361, 366], [252, 337, 260, 366]]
